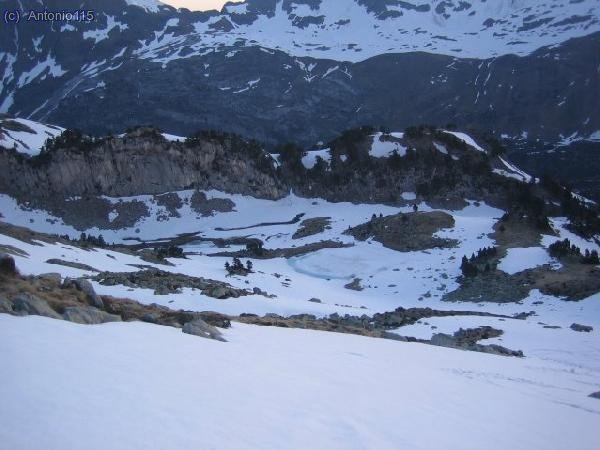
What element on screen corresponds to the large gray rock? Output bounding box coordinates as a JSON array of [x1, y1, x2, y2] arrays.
[[63, 278, 104, 309], [12, 294, 62, 319], [203, 285, 242, 300], [62, 306, 122, 325], [182, 319, 226, 342], [589, 391, 600, 400]]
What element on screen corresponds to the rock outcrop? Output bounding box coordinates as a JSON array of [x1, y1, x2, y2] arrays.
[[93, 269, 251, 299], [570, 323, 594, 332], [293, 217, 331, 240], [0, 129, 285, 202], [345, 211, 458, 252], [63, 278, 105, 308], [0, 257, 232, 338], [0, 257, 533, 355], [62, 306, 122, 325], [12, 293, 62, 319]]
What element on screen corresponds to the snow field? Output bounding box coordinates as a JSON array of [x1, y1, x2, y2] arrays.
[[1, 314, 599, 450]]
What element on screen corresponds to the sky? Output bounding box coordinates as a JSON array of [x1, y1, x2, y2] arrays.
[[161, 0, 243, 11]]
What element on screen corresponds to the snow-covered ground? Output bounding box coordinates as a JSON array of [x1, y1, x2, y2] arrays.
[[301, 148, 331, 169], [0, 118, 63, 155], [0, 192, 511, 316], [1, 191, 598, 319], [1, 184, 599, 449], [1, 189, 599, 388], [1, 314, 598, 450], [129, 0, 600, 63]]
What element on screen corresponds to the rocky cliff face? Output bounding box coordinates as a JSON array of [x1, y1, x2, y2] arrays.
[[0, 129, 285, 200], [0, 125, 527, 217]]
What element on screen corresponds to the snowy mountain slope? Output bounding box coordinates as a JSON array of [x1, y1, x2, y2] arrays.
[[1, 182, 599, 399], [4, 34, 599, 148], [191, 0, 600, 61], [1, 1, 599, 146], [10, 0, 596, 65], [0, 190, 496, 315], [0, 117, 63, 155], [3, 124, 598, 318], [1, 314, 598, 450], [1, 122, 599, 448]]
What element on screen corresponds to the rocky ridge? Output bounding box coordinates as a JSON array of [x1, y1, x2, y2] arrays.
[[0, 252, 527, 356]]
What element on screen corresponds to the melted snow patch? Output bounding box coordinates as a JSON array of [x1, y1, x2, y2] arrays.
[[162, 133, 184, 142], [83, 15, 128, 44], [370, 133, 407, 158], [17, 55, 67, 88], [302, 149, 331, 169], [494, 157, 532, 183], [442, 131, 486, 152]]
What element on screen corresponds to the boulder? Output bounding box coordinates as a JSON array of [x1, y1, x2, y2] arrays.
[[0, 296, 14, 314], [62, 306, 122, 325], [140, 312, 163, 324], [38, 272, 63, 285], [308, 297, 322, 303], [203, 285, 245, 299], [589, 391, 600, 400], [63, 278, 104, 308], [252, 287, 269, 296], [344, 278, 364, 291], [12, 293, 62, 319], [182, 319, 226, 342], [478, 344, 524, 358], [197, 311, 231, 329], [570, 323, 593, 333]]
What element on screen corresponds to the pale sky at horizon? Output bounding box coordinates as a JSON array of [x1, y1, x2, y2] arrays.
[[161, 0, 243, 11]]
